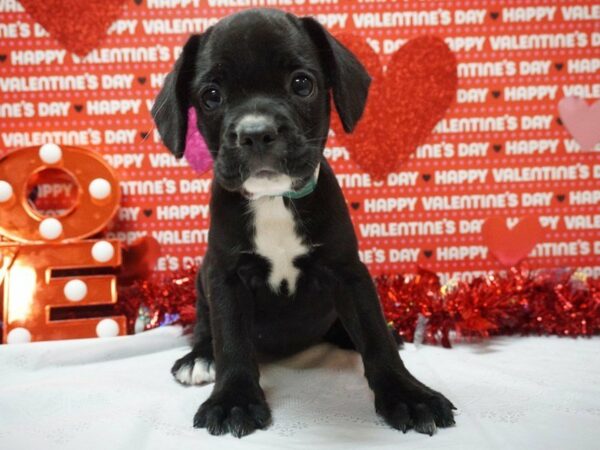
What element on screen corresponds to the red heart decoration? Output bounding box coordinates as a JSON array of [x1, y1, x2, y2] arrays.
[[332, 35, 457, 180], [482, 217, 546, 267], [20, 0, 127, 56], [119, 236, 161, 285]]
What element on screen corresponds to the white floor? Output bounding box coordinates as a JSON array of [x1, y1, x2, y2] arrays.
[[1, 326, 599, 450]]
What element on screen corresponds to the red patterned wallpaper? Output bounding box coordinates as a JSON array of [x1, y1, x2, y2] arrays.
[[1, 0, 599, 282]]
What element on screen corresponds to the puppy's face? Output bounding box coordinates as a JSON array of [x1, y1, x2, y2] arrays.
[[152, 9, 370, 199], [194, 13, 328, 197]]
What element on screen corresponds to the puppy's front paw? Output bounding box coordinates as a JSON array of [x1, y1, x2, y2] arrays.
[[171, 352, 215, 385], [193, 389, 272, 438], [375, 384, 456, 435]]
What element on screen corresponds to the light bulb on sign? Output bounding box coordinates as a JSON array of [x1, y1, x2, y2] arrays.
[[39, 218, 63, 240], [96, 318, 120, 338], [7, 327, 32, 344], [39, 143, 63, 164], [0, 180, 13, 202], [89, 178, 112, 200], [92, 241, 115, 262], [64, 279, 88, 302]]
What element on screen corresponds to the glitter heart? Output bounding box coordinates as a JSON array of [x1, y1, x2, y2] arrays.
[[20, 0, 127, 56], [184, 107, 213, 175], [331, 35, 457, 180]]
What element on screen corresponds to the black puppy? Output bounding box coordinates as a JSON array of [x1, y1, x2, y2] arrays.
[[152, 8, 455, 438]]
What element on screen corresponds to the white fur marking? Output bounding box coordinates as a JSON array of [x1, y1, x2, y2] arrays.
[[243, 174, 292, 199], [236, 114, 274, 134], [250, 196, 308, 294], [174, 358, 215, 385]]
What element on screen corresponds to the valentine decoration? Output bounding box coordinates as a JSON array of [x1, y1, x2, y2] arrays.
[[114, 265, 599, 348], [379, 267, 600, 348], [558, 97, 600, 150], [0, 145, 125, 343], [482, 216, 547, 267], [20, 0, 127, 56], [0, 145, 119, 242], [64, 279, 88, 302], [331, 34, 457, 180], [119, 236, 161, 284], [0, 181, 12, 202], [2, 1, 599, 284], [117, 265, 197, 334], [95, 318, 120, 338], [184, 107, 213, 175]]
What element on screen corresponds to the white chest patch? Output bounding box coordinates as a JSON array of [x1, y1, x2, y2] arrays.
[[250, 196, 308, 294]]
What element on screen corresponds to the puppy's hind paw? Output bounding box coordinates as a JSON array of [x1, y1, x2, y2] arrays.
[[171, 353, 216, 385]]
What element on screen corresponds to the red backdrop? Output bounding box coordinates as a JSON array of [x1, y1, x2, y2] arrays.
[[1, 0, 599, 282]]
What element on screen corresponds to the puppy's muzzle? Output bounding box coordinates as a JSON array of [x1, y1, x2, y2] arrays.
[[232, 114, 284, 177], [236, 115, 279, 153]]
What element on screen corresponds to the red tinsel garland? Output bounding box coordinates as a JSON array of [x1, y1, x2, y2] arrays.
[[379, 267, 600, 347], [116, 266, 197, 334], [118, 266, 600, 347]]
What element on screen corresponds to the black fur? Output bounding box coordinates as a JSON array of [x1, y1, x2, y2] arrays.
[[154, 9, 455, 438]]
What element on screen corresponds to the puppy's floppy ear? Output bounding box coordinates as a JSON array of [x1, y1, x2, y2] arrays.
[[301, 17, 371, 133], [151, 32, 207, 158]]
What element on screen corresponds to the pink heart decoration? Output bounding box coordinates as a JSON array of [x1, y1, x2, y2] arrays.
[[558, 97, 600, 150], [184, 108, 213, 174]]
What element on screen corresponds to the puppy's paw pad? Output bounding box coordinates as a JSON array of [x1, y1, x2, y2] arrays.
[[172, 357, 215, 385]]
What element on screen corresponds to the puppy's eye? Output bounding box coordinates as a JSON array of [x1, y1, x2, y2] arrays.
[[201, 87, 222, 110], [291, 74, 314, 97]]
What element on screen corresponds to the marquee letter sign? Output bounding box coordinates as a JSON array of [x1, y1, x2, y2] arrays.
[[0, 144, 126, 343]]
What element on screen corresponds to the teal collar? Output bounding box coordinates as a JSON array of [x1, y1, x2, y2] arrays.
[[281, 175, 317, 199]]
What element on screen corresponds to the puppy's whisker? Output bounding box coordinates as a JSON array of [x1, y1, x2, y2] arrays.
[[282, 157, 290, 178], [142, 94, 173, 146], [301, 137, 328, 145], [138, 126, 154, 146], [238, 164, 244, 185], [300, 122, 321, 134]]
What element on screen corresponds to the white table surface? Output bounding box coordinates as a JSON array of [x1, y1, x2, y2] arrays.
[[1, 326, 599, 450]]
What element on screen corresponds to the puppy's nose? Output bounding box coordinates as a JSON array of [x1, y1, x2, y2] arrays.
[[236, 115, 278, 150], [239, 125, 277, 149]]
